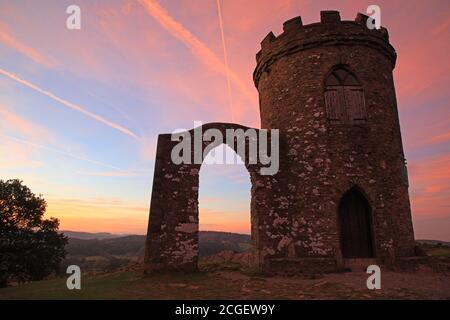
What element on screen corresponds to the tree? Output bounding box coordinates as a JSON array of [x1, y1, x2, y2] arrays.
[[0, 179, 68, 287]]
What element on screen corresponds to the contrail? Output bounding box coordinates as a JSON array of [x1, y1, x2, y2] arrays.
[[0, 68, 138, 139], [0, 133, 123, 171], [138, 0, 257, 104], [216, 0, 234, 122]]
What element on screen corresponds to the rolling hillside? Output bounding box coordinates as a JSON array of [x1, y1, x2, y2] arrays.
[[61, 231, 251, 274]]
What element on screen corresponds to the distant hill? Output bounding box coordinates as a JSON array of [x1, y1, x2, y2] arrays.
[[61, 232, 449, 274], [66, 235, 145, 257], [199, 231, 251, 256], [61, 231, 251, 274], [417, 240, 450, 247], [62, 230, 127, 240]]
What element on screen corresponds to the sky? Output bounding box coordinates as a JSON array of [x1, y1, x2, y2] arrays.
[[0, 0, 449, 240]]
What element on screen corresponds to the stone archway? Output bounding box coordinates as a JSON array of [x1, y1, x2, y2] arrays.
[[144, 123, 276, 273], [198, 143, 252, 264]]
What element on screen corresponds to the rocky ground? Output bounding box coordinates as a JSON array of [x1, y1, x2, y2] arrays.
[[1, 250, 449, 300], [195, 250, 450, 299]]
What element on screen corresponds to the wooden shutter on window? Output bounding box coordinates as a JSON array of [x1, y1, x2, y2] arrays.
[[344, 87, 366, 124], [324, 87, 340, 121]]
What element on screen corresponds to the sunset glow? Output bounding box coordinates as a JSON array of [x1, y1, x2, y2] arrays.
[[0, 0, 449, 240]]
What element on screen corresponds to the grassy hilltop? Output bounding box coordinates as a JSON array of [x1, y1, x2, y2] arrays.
[[0, 236, 449, 300]]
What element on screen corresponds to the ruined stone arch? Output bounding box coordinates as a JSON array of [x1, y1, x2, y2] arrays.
[[144, 122, 276, 272], [198, 142, 252, 259]]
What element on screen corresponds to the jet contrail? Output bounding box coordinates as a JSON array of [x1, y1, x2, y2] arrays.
[[0, 68, 138, 139], [138, 0, 257, 104], [216, 0, 234, 122]]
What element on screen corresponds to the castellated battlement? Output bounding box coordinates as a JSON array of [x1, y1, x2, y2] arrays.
[[254, 11, 396, 87]]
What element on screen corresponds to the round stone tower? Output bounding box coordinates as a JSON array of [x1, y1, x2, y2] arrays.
[[253, 11, 415, 270]]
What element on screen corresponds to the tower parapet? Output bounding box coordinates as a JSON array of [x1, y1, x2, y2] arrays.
[[254, 11, 395, 87]]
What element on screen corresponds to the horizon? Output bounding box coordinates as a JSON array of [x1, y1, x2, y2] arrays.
[[59, 229, 449, 242], [1, 0, 449, 241]]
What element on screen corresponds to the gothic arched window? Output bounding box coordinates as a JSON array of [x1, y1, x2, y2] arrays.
[[324, 67, 366, 124]]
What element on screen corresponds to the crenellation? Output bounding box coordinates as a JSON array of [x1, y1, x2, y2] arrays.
[[320, 10, 341, 24], [282, 16, 303, 32]]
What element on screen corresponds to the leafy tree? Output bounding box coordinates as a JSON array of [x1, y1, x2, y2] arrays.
[[0, 179, 67, 287]]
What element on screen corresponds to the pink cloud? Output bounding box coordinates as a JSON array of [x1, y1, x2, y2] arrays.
[[0, 139, 43, 169], [0, 21, 55, 67], [0, 105, 52, 141], [409, 155, 450, 219], [138, 0, 257, 113]]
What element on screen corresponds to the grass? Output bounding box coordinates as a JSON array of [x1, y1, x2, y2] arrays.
[[1, 246, 449, 300], [425, 247, 450, 258], [0, 271, 262, 300], [0, 269, 428, 300], [0, 272, 141, 300]]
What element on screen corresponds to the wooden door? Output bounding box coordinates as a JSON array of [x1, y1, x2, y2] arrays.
[[338, 189, 374, 258]]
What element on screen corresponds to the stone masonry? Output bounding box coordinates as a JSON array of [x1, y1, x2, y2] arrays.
[[144, 11, 416, 274]]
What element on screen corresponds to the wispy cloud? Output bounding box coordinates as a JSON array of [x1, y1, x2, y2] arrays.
[[409, 155, 450, 218], [428, 131, 450, 145], [0, 105, 51, 141], [76, 170, 138, 177], [0, 22, 55, 67], [0, 139, 43, 169], [138, 0, 256, 105], [0, 134, 122, 171], [46, 196, 149, 234], [0, 67, 138, 139]]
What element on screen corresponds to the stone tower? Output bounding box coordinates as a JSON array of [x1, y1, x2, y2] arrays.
[[253, 11, 415, 271], [144, 11, 416, 274]]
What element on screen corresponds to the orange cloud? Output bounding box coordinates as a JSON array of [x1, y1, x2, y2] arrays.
[[0, 21, 55, 67], [0, 139, 43, 169], [409, 155, 450, 219], [0, 105, 51, 141], [428, 131, 450, 145], [138, 0, 257, 110], [199, 208, 250, 234], [46, 197, 149, 234]]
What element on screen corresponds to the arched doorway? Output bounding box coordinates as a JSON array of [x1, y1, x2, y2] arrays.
[[198, 143, 252, 266], [338, 188, 374, 258]]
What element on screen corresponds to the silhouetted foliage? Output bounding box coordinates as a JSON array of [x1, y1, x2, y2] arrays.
[[0, 179, 67, 287]]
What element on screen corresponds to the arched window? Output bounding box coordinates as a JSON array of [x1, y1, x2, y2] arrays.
[[324, 66, 366, 124]]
